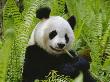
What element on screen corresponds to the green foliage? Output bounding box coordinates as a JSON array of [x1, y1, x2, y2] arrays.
[[66, 0, 110, 81], [50, 0, 65, 16], [1, 0, 110, 82], [0, 24, 15, 82], [35, 70, 74, 82], [2, 0, 46, 81]]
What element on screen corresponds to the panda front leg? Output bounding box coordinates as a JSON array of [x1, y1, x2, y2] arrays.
[[22, 59, 36, 82], [22, 46, 36, 82], [57, 56, 96, 82], [22, 63, 35, 82]]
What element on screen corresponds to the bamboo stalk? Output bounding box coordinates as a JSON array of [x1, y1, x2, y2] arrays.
[[64, 49, 73, 58]]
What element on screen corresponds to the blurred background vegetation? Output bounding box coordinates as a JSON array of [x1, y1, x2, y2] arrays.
[[0, 0, 110, 82]]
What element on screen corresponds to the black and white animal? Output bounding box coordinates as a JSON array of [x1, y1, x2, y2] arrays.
[[22, 7, 96, 82]]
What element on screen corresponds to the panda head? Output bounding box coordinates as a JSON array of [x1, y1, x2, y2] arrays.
[[29, 7, 76, 55]]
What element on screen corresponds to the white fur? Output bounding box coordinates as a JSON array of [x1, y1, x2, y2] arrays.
[[28, 16, 75, 55]]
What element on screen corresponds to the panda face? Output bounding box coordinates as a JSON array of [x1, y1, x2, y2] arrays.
[[48, 30, 69, 52], [43, 16, 74, 55], [29, 16, 75, 55]]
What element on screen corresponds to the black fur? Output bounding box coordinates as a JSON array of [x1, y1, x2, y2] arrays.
[[65, 34, 69, 43], [67, 16, 76, 29], [36, 7, 51, 19], [49, 30, 57, 40], [22, 45, 96, 82]]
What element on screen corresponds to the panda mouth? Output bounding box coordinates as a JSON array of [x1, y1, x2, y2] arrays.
[[50, 46, 63, 52]]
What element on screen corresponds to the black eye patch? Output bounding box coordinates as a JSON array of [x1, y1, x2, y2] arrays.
[[49, 30, 57, 40], [65, 34, 69, 43]]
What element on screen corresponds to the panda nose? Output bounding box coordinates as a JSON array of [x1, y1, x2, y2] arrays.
[[57, 43, 65, 49]]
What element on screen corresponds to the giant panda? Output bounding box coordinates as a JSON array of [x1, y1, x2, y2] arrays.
[[22, 7, 96, 82]]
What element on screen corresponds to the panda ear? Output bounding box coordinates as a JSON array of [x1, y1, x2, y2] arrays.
[[67, 16, 76, 30], [36, 7, 51, 19]]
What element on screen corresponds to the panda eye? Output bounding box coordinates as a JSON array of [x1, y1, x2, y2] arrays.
[[65, 34, 69, 43], [49, 30, 57, 40]]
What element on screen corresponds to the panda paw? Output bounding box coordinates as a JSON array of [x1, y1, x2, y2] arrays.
[[58, 63, 80, 78], [57, 57, 90, 78], [73, 57, 90, 71]]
